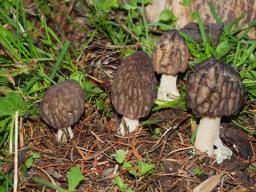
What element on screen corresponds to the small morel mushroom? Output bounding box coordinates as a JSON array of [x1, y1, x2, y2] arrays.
[[111, 51, 156, 135], [40, 80, 85, 142], [152, 29, 189, 101], [180, 22, 223, 46], [187, 59, 246, 164]]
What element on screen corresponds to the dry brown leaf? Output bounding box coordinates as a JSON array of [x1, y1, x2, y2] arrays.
[[193, 172, 226, 192]]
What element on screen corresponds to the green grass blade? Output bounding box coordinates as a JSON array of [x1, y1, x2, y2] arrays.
[[207, 2, 223, 24], [49, 41, 71, 80]]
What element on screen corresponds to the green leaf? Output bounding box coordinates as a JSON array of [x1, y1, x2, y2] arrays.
[[122, 3, 137, 10], [115, 176, 134, 192], [94, 0, 119, 11], [152, 128, 161, 140], [0, 186, 5, 192], [137, 161, 154, 176], [0, 117, 11, 133], [137, 0, 151, 4], [216, 40, 232, 58], [25, 152, 40, 168], [207, 1, 223, 24], [67, 165, 85, 192], [96, 100, 107, 113], [113, 149, 126, 164], [123, 48, 136, 57], [181, 0, 191, 6], [192, 167, 203, 176], [123, 161, 154, 177], [123, 161, 133, 169], [25, 156, 33, 168], [159, 10, 176, 22], [133, 25, 142, 36], [153, 91, 186, 111], [69, 71, 84, 86], [0, 92, 31, 116], [123, 162, 137, 176]]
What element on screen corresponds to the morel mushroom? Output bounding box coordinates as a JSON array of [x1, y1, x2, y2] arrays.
[[40, 80, 85, 142], [111, 51, 156, 135], [187, 59, 246, 164], [152, 29, 189, 101], [180, 22, 223, 46]]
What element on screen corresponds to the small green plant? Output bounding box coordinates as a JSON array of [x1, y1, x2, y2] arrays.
[[192, 166, 207, 176], [153, 90, 187, 111], [112, 149, 127, 164], [247, 164, 256, 173], [152, 128, 161, 140], [181, 0, 192, 6], [0, 171, 12, 192], [32, 165, 85, 192], [123, 160, 155, 177], [112, 149, 155, 190], [67, 166, 85, 192], [158, 9, 176, 31], [25, 152, 40, 169], [115, 176, 134, 192], [0, 92, 33, 153], [112, 149, 155, 177]]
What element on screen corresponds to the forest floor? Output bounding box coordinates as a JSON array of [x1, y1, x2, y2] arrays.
[[0, 1, 255, 192]]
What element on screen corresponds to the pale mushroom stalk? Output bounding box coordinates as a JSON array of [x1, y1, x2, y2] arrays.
[[57, 126, 74, 142], [157, 74, 180, 101], [195, 117, 233, 164], [119, 117, 139, 136]]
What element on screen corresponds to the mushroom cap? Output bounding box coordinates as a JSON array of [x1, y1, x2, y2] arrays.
[[180, 22, 223, 46], [187, 59, 246, 117], [152, 29, 189, 75], [111, 51, 156, 119], [40, 79, 85, 129]]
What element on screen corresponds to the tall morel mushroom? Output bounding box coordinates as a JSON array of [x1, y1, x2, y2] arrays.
[[40, 80, 85, 142], [111, 51, 156, 135], [187, 59, 246, 164], [152, 29, 189, 101]]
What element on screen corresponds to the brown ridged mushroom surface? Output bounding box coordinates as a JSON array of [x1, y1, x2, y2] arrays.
[[153, 29, 189, 76], [187, 58, 246, 117], [186, 58, 246, 164], [111, 51, 156, 135], [40, 79, 85, 142], [152, 29, 189, 101]]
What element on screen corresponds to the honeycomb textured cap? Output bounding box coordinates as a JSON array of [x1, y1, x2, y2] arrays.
[[40, 79, 85, 129], [111, 51, 157, 119], [187, 58, 246, 117], [152, 29, 189, 75]]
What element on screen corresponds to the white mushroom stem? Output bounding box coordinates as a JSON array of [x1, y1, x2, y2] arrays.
[[57, 126, 74, 142], [157, 74, 180, 102], [194, 117, 233, 164], [119, 117, 139, 136]]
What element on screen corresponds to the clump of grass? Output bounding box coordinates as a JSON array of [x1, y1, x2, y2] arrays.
[[82, 0, 176, 55]]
